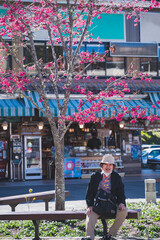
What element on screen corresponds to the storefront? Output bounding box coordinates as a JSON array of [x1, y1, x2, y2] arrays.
[[0, 87, 160, 180], [0, 115, 160, 181]]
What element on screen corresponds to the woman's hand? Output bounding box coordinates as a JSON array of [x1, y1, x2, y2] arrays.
[[86, 206, 93, 215], [118, 203, 126, 211]]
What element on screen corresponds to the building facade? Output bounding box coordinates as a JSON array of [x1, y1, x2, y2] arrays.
[[0, 5, 160, 180]]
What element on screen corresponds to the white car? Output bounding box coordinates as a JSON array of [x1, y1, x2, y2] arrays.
[[142, 144, 160, 150], [142, 148, 151, 167], [142, 148, 160, 169]]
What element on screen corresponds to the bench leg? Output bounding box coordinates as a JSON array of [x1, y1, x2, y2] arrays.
[[45, 200, 49, 211], [10, 204, 18, 212], [101, 218, 108, 237], [32, 220, 41, 240]]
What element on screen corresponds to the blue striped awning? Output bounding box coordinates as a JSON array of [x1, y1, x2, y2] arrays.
[[149, 92, 160, 108], [101, 99, 160, 118], [0, 98, 35, 117], [24, 92, 92, 117], [23, 92, 159, 118]]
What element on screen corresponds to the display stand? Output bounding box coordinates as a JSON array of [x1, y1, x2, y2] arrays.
[[81, 155, 125, 178]]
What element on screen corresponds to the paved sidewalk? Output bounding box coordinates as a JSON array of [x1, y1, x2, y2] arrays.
[[0, 198, 160, 212]]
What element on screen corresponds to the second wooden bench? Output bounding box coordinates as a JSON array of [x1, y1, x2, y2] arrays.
[[0, 190, 70, 211]]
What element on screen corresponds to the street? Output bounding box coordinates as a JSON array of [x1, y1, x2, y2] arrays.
[[0, 169, 159, 200]]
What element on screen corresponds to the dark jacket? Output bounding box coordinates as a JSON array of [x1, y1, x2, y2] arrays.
[[86, 171, 126, 207]]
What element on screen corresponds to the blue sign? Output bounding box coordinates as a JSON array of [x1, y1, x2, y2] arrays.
[[64, 158, 81, 178], [131, 145, 141, 159]]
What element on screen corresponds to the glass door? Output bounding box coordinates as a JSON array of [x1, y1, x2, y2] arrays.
[[24, 136, 42, 180]]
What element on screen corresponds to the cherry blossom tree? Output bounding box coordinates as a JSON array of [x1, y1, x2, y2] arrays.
[[0, 0, 158, 210]]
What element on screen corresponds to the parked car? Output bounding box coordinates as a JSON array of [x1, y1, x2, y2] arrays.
[[145, 148, 160, 170], [142, 148, 160, 169], [142, 144, 160, 150], [142, 148, 150, 168]]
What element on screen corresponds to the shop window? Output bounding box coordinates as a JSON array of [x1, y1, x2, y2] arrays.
[[140, 57, 158, 76], [106, 57, 125, 76], [24, 42, 45, 66], [24, 42, 64, 73], [86, 56, 125, 77], [46, 45, 63, 62], [74, 58, 85, 74], [85, 44, 106, 76], [86, 61, 105, 76], [46, 45, 64, 71]]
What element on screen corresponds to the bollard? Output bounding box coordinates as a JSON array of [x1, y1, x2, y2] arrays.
[[145, 179, 156, 203]]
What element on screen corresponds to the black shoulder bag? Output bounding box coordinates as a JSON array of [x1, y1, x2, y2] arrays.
[[93, 188, 117, 218]]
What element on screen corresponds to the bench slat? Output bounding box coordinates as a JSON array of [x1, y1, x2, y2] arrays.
[[0, 190, 70, 205], [0, 211, 86, 221], [0, 209, 141, 221]]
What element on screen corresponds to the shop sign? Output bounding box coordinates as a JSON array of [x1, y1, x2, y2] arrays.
[[124, 122, 144, 130], [21, 126, 41, 135], [147, 123, 160, 130]]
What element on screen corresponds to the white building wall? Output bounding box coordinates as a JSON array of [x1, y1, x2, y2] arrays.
[[141, 12, 160, 43]]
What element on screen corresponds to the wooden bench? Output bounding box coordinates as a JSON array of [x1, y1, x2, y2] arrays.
[[0, 190, 70, 212], [0, 209, 141, 240]]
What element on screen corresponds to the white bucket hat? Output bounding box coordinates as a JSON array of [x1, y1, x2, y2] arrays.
[[99, 154, 116, 167]]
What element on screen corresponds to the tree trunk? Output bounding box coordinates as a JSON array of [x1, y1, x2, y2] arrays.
[[54, 138, 65, 210]]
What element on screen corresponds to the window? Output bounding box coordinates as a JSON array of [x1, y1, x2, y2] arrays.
[[84, 44, 106, 76], [24, 42, 45, 66], [46, 45, 63, 63], [149, 150, 160, 158], [106, 57, 125, 76], [86, 61, 106, 76], [46, 45, 64, 70], [24, 42, 64, 73], [140, 57, 158, 76]]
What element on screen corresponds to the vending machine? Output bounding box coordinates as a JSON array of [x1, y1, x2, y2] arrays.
[[24, 136, 42, 180]]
